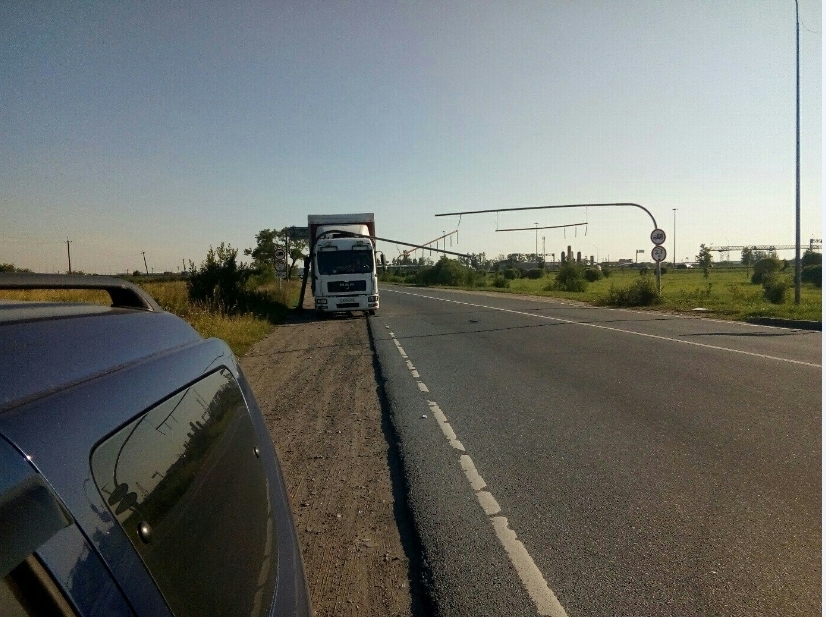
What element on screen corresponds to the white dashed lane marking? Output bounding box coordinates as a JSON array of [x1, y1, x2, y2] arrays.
[[385, 327, 568, 617]]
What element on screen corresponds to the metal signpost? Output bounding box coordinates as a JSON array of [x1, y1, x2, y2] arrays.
[[274, 247, 287, 284], [650, 229, 666, 293]]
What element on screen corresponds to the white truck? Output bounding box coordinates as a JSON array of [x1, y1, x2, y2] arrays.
[[308, 213, 380, 316]]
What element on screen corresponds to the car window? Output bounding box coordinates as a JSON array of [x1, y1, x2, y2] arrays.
[[91, 368, 277, 617]]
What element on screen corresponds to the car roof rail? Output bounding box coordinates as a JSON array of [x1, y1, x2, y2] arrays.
[[0, 273, 162, 311]]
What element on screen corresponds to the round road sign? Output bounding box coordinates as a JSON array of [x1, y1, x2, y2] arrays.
[[651, 246, 667, 262], [274, 247, 286, 260], [650, 229, 666, 245], [274, 260, 287, 272]]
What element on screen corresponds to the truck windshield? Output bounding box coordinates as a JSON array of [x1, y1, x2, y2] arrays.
[[317, 250, 374, 275]]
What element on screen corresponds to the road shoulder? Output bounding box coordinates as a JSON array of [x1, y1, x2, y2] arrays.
[[239, 313, 417, 617]]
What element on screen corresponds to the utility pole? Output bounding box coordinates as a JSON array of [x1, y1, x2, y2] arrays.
[[672, 208, 677, 267], [534, 223, 538, 260], [142, 251, 149, 275], [794, 0, 801, 304], [66, 239, 72, 274]]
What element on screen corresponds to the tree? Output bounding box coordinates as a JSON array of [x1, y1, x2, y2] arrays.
[[741, 247, 754, 266], [696, 244, 713, 278], [802, 249, 822, 268], [0, 263, 32, 273], [187, 243, 250, 311], [392, 252, 414, 266], [753, 249, 777, 262], [244, 228, 308, 280], [458, 252, 488, 270], [245, 229, 279, 268]]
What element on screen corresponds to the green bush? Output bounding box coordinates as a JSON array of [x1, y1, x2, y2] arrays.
[[762, 275, 789, 304], [463, 269, 488, 287], [801, 264, 821, 288], [601, 277, 660, 307], [802, 250, 822, 268], [248, 264, 276, 288], [601, 265, 612, 277], [583, 267, 602, 282], [492, 275, 509, 288], [415, 257, 472, 287], [379, 271, 410, 284], [751, 257, 783, 285], [187, 243, 251, 312], [525, 268, 544, 279], [550, 262, 588, 292], [639, 265, 650, 275], [503, 268, 519, 280]]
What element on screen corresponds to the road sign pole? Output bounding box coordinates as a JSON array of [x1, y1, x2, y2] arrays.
[[650, 230, 667, 296], [657, 262, 661, 295]]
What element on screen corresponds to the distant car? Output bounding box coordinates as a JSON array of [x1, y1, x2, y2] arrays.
[[0, 274, 310, 617]]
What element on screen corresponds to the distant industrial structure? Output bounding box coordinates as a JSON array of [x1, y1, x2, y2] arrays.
[[708, 239, 821, 261]]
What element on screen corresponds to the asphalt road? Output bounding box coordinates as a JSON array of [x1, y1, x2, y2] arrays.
[[369, 286, 821, 617]]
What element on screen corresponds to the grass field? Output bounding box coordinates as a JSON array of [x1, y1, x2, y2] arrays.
[[383, 266, 822, 323], [0, 278, 304, 356]]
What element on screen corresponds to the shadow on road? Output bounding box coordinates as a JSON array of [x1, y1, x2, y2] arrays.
[[368, 320, 437, 617]]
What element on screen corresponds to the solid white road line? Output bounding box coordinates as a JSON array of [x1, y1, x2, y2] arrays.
[[386, 289, 821, 368]]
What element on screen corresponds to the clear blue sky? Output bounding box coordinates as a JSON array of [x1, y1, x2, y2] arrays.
[[1, 1, 821, 273]]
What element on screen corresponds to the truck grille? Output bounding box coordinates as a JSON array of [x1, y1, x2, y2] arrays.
[[327, 280, 367, 293]]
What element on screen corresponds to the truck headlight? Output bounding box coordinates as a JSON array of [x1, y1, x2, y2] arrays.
[[316, 298, 327, 304]]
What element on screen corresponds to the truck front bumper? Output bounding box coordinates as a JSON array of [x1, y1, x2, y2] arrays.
[[316, 295, 379, 313]]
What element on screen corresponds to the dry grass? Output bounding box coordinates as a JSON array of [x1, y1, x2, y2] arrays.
[[1, 278, 303, 356], [137, 279, 302, 355], [0, 289, 112, 304]]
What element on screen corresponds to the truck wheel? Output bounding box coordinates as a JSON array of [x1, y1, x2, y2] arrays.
[[368, 310, 377, 316]]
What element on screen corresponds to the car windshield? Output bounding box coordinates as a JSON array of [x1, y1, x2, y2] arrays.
[[317, 250, 373, 275]]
